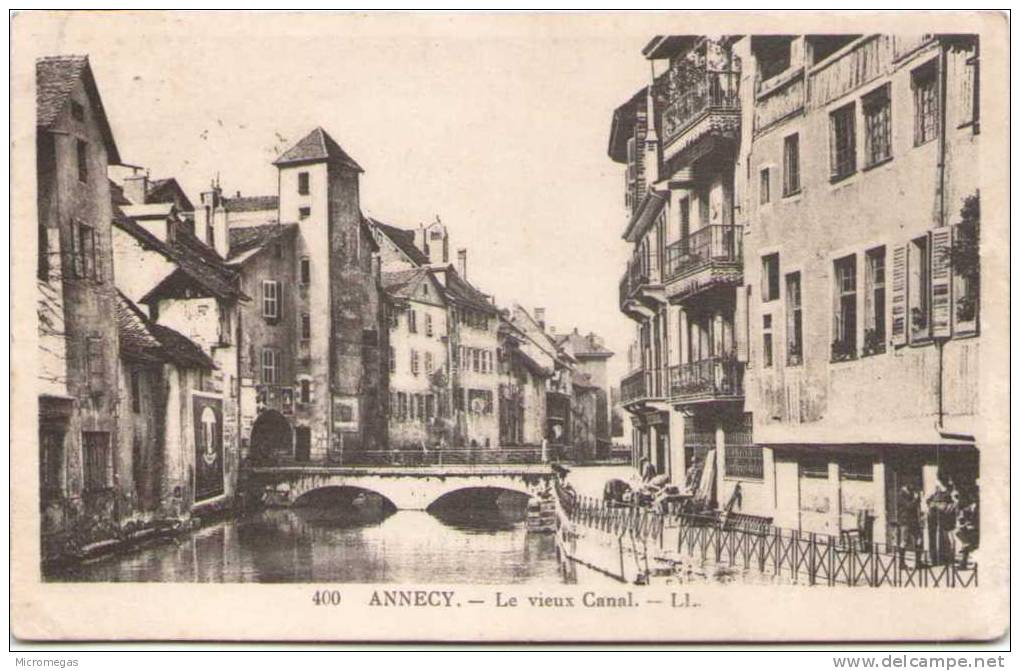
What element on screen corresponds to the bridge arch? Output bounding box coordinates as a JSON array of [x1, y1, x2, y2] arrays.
[[292, 485, 398, 512], [426, 484, 534, 511], [251, 410, 293, 462]]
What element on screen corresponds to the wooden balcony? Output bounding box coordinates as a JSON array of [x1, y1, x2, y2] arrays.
[[618, 251, 666, 321], [660, 69, 741, 163], [668, 357, 745, 405], [663, 224, 743, 303]]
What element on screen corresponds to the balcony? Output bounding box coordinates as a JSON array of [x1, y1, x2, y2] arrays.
[[618, 251, 666, 321], [663, 224, 743, 303], [620, 368, 665, 412], [660, 69, 740, 163], [668, 357, 745, 405]]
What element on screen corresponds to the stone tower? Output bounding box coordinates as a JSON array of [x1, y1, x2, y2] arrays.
[[274, 127, 387, 459]]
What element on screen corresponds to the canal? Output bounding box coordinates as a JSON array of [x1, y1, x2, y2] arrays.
[[46, 466, 632, 584]]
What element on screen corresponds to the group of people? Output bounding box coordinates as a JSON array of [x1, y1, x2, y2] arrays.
[[895, 472, 979, 569]]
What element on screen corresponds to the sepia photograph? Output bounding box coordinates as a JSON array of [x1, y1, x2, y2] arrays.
[[9, 10, 1010, 644]]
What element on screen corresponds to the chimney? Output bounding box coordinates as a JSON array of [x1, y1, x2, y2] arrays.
[[416, 224, 428, 257], [534, 307, 546, 331], [123, 172, 149, 205], [457, 248, 467, 279]]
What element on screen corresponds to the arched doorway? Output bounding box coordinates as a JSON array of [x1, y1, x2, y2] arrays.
[[250, 410, 293, 463]]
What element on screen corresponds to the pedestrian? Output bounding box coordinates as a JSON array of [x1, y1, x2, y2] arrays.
[[954, 486, 979, 569], [925, 473, 957, 565], [895, 483, 922, 568]]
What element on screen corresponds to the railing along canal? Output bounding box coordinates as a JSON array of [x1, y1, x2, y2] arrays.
[[554, 483, 977, 588], [252, 446, 551, 468]]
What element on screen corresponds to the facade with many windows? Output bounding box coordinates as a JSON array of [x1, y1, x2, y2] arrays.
[[744, 34, 981, 545], [613, 34, 981, 551]]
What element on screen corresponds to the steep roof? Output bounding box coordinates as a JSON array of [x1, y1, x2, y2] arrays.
[[381, 267, 446, 305], [36, 55, 120, 164], [117, 292, 215, 369], [367, 217, 430, 266], [226, 223, 298, 264], [146, 178, 195, 212], [273, 127, 363, 172], [445, 268, 497, 314], [223, 195, 279, 213], [114, 200, 244, 303], [554, 330, 614, 359]]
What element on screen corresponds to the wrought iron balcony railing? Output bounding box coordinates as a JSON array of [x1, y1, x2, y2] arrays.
[[661, 69, 740, 146], [664, 224, 743, 281], [620, 367, 664, 406], [668, 357, 745, 403]]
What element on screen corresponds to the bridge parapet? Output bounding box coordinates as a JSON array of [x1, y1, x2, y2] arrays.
[[246, 464, 556, 511]]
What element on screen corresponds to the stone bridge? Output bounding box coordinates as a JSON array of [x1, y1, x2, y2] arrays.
[[246, 464, 556, 510]]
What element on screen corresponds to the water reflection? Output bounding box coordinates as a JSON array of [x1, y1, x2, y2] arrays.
[[47, 497, 575, 584]]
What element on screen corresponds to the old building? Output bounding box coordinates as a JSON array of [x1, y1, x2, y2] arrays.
[[116, 292, 218, 523], [553, 328, 615, 459], [370, 220, 502, 449], [742, 34, 981, 545], [611, 34, 982, 551], [111, 194, 245, 513], [382, 266, 450, 451], [611, 36, 749, 498], [194, 127, 389, 464], [36, 55, 124, 558]]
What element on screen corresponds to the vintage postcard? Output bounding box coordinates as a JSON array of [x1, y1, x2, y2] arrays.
[[9, 10, 1010, 643]]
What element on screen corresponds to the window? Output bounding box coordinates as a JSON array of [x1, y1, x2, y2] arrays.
[[800, 457, 829, 479], [829, 102, 856, 180], [300, 257, 310, 285], [71, 220, 98, 280], [82, 431, 111, 492], [408, 310, 417, 334], [426, 313, 433, 337], [416, 394, 425, 420], [783, 134, 800, 196], [908, 235, 931, 341], [298, 171, 310, 195], [912, 61, 939, 146], [218, 305, 233, 346], [301, 313, 311, 340], [759, 167, 771, 205], [411, 349, 420, 375], [762, 314, 773, 368], [425, 394, 435, 421], [839, 457, 874, 482], [262, 280, 279, 319], [130, 370, 142, 413], [472, 349, 480, 372], [40, 429, 64, 499], [299, 379, 311, 404], [86, 335, 105, 389], [299, 207, 311, 220], [260, 348, 279, 384], [425, 352, 434, 375], [724, 445, 764, 480], [864, 247, 887, 355], [863, 85, 892, 166], [76, 139, 88, 182], [952, 216, 979, 335], [785, 272, 802, 365], [761, 253, 780, 302], [833, 255, 857, 361], [71, 101, 85, 121]]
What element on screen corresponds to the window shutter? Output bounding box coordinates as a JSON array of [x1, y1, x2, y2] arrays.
[[890, 244, 908, 347], [734, 287, 749, 362], [930, 227, 953, 338]]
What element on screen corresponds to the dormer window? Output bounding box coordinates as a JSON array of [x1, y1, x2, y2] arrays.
[[298, 172, 310, 195]]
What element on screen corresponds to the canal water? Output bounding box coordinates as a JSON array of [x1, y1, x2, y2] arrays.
[[46, 466, 633, 584]]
